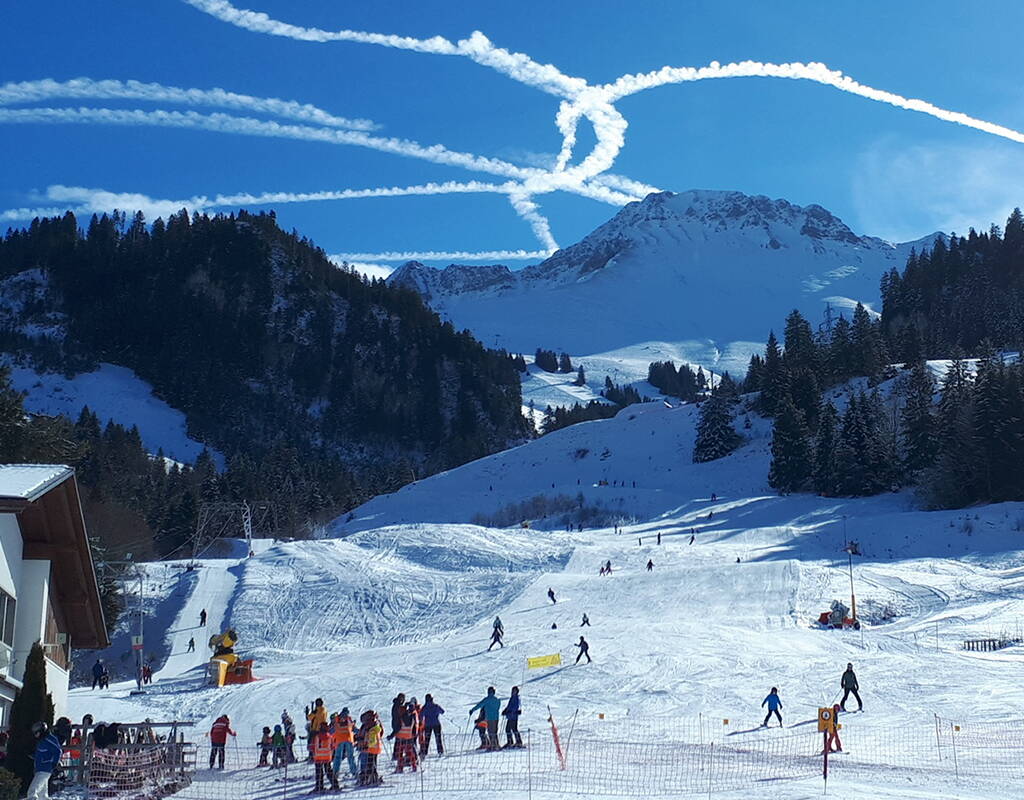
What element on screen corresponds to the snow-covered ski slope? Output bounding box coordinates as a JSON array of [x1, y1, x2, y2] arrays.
[[71, 401, 1024, 799]]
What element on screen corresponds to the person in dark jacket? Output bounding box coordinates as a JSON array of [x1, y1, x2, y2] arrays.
[[575, 636, 591, 664], [547, 588, 556, 604], [390, 694, 406, 760], [761, 688, 783, 727], [501, 686, 523, 748], [199, 608, 207, 626], [420, 694, 445, 756], [488, 628, 504, 650], [91, 659, 105, 690], [840, 663, 862, 711], [28, 721, 62, 800]]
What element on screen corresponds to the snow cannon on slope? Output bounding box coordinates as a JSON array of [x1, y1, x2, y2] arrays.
[[206, 628, 255, 687], [816, 600, 860, 630]]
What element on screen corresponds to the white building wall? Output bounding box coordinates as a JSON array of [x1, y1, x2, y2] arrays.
[[0, 514, 23, 597], [12, 559, 49, 676], [44, 659, 69, 718]]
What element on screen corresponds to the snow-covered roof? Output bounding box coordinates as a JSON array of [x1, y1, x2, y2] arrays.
[[0, 464, 73, 502]]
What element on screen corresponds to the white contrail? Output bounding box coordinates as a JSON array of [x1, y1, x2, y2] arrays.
[[507, 191, 558, 252], [332, 249, 553, 262], [0, 78, 378, 131], [602, 60, 1024, 145], [0, 107, 538, 180]]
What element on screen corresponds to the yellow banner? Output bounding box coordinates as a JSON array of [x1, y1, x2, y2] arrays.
[[527, 653, 562, 669]]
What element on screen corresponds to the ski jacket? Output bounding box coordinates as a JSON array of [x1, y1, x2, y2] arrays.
[[841, 669, 858, 690], [762, 693, 782, 711], [272, 731, 286, 747], [313, 732, 333, 763], [363, 723, 383, 754], [34, 733, 62, 773], [421, 702, 445, 727], [210, 716, 235, 745], [92, 661, 104, 678], [470, 694, 502, 722], [332, 717, 354, 744], [396, 711, 417, 741], [502, 695, 521, 719], [307, 705, 328, 730]]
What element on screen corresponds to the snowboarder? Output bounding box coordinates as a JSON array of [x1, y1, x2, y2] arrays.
[[469, 687, 502, 750], [647, 559, 654, 571], [199, 608, 207, 626], [187, 637, 195, 653], [547, 588, 556, 604], [420, 695, 445, 756], [575, 636, 592, 664], [91, 659, 105, 690], [581, 613, 590, 627], [209, 715, 236, 769], [488, 628, 504, 650], [502, 686, 524, 748], [332, 709, 358, 778], [27, 722, 61, 800], [761, 688, 783, 727], [840, 663, 863, 711]]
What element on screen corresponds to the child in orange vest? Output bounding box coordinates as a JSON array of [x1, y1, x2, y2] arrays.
[[312, 724, 338, 793]]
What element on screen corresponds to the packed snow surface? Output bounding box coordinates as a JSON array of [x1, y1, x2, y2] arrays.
[[73, 400, 1024, 799]]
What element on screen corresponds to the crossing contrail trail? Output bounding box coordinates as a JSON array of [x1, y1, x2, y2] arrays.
[[4, 0, 1023, 261]]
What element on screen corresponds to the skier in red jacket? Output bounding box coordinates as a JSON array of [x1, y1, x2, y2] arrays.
[[209, 715, 236, 769]]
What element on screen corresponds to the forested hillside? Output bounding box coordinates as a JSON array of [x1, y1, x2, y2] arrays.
[[0, 210, 529, 557]]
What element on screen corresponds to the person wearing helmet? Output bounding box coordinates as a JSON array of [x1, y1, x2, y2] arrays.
[[28, 721, 62, 800], [209, 715, 236, 769], [840, 663, 862, 711]]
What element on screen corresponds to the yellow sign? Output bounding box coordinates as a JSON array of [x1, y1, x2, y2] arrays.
[[527, 653, 562, 669], [817, 707, 835, 733]]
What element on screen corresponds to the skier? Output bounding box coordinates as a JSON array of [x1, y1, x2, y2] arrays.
[[581, 613, 590, 627], [761, 688, 783, 727], [575, 636, 592, 664], [281, 710, 297, 763], [824, 704, 843, 753], [493, 616, 504, 636], [307, 698, 328, 732], [91, 659, 105, 690], [647, 559, 654, 572], [502, 686, 524, 748], [258, 727, 272, 767], [605, 559, 612, 574], [27, 722, 61, 800], [390, 694, 406, 760], [390, 703, 419, 773], [657, 532, 662, 545], [547, 588, 556, 604], [840, 663, 863, 711], [356, 710, 384, 787], [209, 714, 236, 769], [199, 608, 207, 626], [313, 724, 338, 792], [187, 637, 195, 653], [689, 535, 695, 545], [331, 708, 358, 779], [473, 709, 489, 749], [468, 687, 502, 750], [271, 725, 287, 768], [420, 694, 445, 756], [488, 627, 504, 650]]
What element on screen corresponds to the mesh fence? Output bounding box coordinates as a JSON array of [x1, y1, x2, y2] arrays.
[[81, 715, 1024, 799]]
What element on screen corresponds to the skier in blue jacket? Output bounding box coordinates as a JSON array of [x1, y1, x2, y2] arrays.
[[501, 686, 523, 748], [420, 694, 445, 756], [469, 687, 502, 750], [761, 688, 783, 727], [28, 721, 62, 800]]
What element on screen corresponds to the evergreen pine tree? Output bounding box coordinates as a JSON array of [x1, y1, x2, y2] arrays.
[[574, 366, 586, 386], [851, 303, 883, 379], [7, 642, 52, 791], [692, 394, 741, 463], [900, 360, 936, 479], [768, 395, 813, 493], [558, 352, 573, 373], [759, 332, 789, 415], [812, 402, 840, 495]]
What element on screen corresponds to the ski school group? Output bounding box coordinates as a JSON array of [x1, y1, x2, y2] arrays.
[[207, 685, 525, 793]]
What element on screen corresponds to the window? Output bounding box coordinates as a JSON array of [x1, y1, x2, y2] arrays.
[[0, 591, 14, 648]]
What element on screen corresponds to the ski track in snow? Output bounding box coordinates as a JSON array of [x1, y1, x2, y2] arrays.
[[70, 400, 1024, 799]]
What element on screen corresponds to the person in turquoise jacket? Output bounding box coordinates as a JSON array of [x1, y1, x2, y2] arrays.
[[761, 687, 783, 727], [469, 687, 502, 750]]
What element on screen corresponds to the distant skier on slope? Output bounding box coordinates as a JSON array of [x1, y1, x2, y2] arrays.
[[488, 628, 504, 650], [581, 613, 590, 627], [761, 688, 783, 727], [840, 663, 863, 711], [493, 616, 504, 635], [199, 608, 207, 626], [547, 588, 556, 604], [575, 636, 592, 664], [647, 559, 654, 572]]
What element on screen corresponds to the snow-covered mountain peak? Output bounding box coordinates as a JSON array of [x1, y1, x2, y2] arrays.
[[389, 260, 513, 303]]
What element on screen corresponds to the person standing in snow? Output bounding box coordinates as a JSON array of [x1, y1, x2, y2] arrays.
[[209, 715, 236, 769], [91, 659, 105, 690], [390, 702, 419, 773], [824, 704, 843, 753], [390, 694, 406, 760], [840, 663, 863, 711], [26, 722, 61, 800], [575, 636, 592, 664], [420, 694, 445, 756], [199, 608, 207, 626], [647, 559, 654, 571], [331, 709, 358, 779], [258, 727, 272, 766], [761, 688, 783, 727], [547, 588, 556, 604], [657, 532, 662, 545], [357, 711, 384, 787], [281, 711, 297, 763], [488, 627, 504, 650], [581, 613, 590, 627], [502, 686, 524, 748], [469, 687, 502, 750], [493, 616, 504, 635], [689, 534, 695, 545], [187, 637, 195, 653], [271, 725, 287, 768], [312, 724, 338, 792]]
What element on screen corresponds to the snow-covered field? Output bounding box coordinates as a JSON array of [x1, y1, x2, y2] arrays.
[[72, 401, 1024, 799]]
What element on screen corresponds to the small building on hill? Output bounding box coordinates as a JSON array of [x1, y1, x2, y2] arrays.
[[0, 465, 109, 721]]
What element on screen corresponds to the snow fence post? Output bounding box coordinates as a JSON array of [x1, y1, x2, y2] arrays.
[[950, 722, 959, 782], [822, 730, 829, 795], [706, 741, 715, 799], [527, 729, 533, 800], [934, 714, 942, 761]]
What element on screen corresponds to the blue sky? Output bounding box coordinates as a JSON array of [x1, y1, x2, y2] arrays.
[[2, 1, 1023, 276]]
